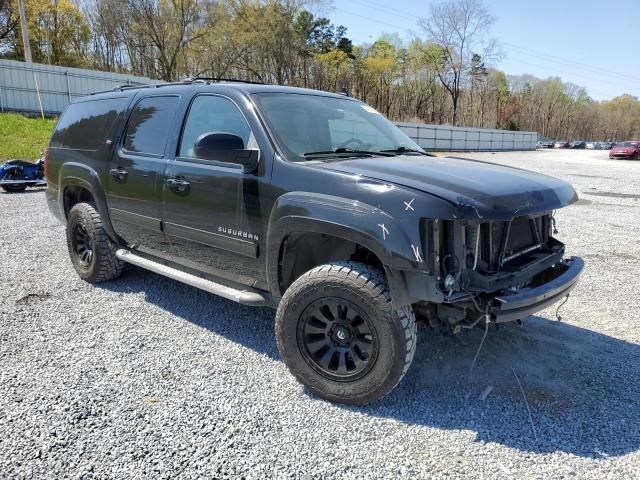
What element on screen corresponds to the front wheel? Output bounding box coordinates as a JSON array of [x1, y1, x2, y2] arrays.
[[275, 262, 417, 405]]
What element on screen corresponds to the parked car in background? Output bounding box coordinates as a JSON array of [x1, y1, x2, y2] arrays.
[[609, 141, 640, 160], [569, 141, 586, 149], [585, 142, 597, 149], [554, 141, 570, 148], [599, 142, 614, 150], [538, 140, 554, 148]]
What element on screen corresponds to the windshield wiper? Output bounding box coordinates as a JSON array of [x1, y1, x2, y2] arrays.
[[380, 146, 433, 156], [303, 148, 396, 158]]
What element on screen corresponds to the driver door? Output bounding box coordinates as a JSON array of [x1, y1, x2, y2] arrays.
[[161, 94, 264, 287]]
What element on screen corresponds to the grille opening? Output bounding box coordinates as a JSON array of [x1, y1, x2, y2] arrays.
[[467, 214, 551, 272]]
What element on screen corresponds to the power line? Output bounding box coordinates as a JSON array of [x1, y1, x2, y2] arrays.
[[333, 7, 413, 35], [504, 58, 636, 99], [335, 0, 640, 87], [504, 42, 640, 84], [348, 0, 418, 22], [332, 1, 638, 99]]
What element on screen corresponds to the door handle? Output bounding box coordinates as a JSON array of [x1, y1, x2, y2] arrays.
[[109, 168, 128, 181], [166, 177, 190, 193]]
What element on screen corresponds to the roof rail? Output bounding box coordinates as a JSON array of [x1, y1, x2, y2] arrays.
[[183, 77, 265, 85], [89, 81, 188, 96], [89, 77, 264, 96]]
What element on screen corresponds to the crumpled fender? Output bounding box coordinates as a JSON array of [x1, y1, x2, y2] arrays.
[[266, 191, 424, 299]]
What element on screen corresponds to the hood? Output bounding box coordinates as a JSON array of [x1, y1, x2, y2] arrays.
[[318, 155, 578, 219], [612, 146, 635, 152]]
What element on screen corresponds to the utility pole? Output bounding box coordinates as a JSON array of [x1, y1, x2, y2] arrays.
[[17, 0, 32, 63], [17, 0, 44, 119]]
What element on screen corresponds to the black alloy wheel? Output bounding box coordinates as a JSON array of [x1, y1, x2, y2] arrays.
[[73, 223, 94, 267], [297, 297, 378, 381], [275, 262, 417, 405], [66, 203, 124, 283]]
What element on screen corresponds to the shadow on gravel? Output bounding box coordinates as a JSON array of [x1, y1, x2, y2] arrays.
[[99, 267, 279, 360], [363, 316, 640, 459], [100, 269, 639, 459]]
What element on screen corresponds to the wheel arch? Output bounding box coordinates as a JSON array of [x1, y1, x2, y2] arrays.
[[57, 162, 120, 244], [266, 192, 421, 307]]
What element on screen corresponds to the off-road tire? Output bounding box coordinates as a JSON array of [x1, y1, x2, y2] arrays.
[[66, 203, 124, 283], [275, 262, 417, 405]]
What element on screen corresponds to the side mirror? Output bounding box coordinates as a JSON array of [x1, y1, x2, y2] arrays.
[[193, 132, 259, 172]]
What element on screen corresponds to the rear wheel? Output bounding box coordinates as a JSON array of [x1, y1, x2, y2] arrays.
[[1, 172, 27, 193], [66, 203, 124, 283], [275, 262, 417, 405]]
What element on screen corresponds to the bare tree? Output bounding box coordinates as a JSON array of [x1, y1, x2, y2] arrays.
[[420, 0, 497, 125], [126, 0, 208, 81]]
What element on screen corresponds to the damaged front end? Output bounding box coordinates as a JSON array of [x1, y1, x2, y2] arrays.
[[419, 211, 584, 330]]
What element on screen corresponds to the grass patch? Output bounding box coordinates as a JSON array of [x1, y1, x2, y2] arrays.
[[0, 113, 56, 162]]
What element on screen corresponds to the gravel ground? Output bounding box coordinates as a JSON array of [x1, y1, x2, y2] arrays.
[[1, 149, 639, 479]]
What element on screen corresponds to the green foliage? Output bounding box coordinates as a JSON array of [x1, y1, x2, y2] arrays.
[[7, 0, 90, 67], [0, 113, 55, 162], [1, 0, 638, 138]]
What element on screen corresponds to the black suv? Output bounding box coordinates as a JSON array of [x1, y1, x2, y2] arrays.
[[46, 80, 584, 404]]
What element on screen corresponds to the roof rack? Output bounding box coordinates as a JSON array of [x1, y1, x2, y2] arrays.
[[182, 77, 265, 85], [90, 81, 189, 96], [90, 77, 265, 96]]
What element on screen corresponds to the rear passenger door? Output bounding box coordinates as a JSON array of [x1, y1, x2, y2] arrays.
[[106, 95, 180, 250]]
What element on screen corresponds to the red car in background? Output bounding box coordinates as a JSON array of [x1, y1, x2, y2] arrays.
[[609, 141, 640, 159]]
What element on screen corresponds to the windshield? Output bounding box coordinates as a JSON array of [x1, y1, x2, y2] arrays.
[[252, 93, 425, 160], [617, 142, 635, 147]]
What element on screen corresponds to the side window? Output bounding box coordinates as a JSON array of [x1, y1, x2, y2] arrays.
[[179, 95, 252, 158], [51, 97, 127, 150], [124, 96, 179, 155]]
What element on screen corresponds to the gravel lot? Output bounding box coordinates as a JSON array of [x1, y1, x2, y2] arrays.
[[1, 149, 639, 478]]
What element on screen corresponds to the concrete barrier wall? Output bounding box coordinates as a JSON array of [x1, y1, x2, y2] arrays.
[[395, 122, 537, 151]]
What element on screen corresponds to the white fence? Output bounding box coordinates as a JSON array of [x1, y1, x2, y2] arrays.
[[0, 60, 537, 151], [0, 59, 160, 115], [396, 122, 537, 151]]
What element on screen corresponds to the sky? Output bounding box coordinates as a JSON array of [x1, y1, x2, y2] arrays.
[[327, 0, 640, 101]]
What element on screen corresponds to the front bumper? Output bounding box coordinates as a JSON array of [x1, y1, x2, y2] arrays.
[[491, 256, 584, 323]]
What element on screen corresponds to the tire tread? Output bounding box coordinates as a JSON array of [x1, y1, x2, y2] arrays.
[[275, 261, 417, 404]]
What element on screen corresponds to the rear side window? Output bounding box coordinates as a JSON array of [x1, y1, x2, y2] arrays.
[[124, 96, 179, 155], [51, 97, 127, 150]]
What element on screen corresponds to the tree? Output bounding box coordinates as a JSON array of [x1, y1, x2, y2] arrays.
[[0, 0, 18, 50], [419, 0, 497, 125], [126, 0, 208, 81], [6, 0, 90, 66]]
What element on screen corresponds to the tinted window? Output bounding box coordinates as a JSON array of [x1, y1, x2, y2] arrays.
[[51, 98, 127, 150], [124, 96, 179, 155], [179, 95, 252, 158]]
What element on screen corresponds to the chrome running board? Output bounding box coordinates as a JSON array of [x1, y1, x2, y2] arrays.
[[115, 249, 268, 307]]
